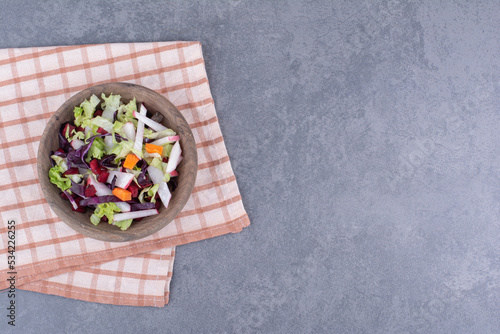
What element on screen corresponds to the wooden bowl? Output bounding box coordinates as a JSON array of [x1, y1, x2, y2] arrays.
[[37, 82, 197, 242]]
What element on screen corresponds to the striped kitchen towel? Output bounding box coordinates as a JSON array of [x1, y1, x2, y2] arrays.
[[0, 42, 250, 306]]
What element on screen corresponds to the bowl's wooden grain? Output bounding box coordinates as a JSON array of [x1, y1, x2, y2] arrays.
[[37, 83, 197, 242]]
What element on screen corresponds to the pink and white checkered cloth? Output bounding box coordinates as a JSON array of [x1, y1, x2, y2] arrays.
[[0, 42, 250, 306]]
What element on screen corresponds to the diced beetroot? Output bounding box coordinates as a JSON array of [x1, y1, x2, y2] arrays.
[[71, 197, 85, 212], [56, 148, 65, 154], [62, 123, 75, 138], [63, 168, 79, 176], [98, 170, 110, 183], [154, 199, 161, 210], [76, 126, 84, 133], [135, 217, 143, 222], [127, 182, 139, 198], [84, 185, 97, 197], [60, 192, 69, 200], [94, 110, 103, 117], [101, 215, 108, 223], [97, 127, 108, 135], [162, 157, 168, 163], [90, 159, 101, 175]]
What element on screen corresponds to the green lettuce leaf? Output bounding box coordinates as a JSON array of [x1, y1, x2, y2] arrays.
[[69, 131, 85, 142], [113, 219, 133, 231], [80, 94, 100, 119], [50, 154, 66, 168], [117, 98, 138, 126], [49, 165, 71, 191], [86, 137, 105, 161], [73, 106, 86, 127], [148, 157, 163, 171], [92, 202, 121, 226], [162, 143, 173, 158], [90, 214, 101, 226], [138, 184, 160, 203], [109, 140, 142, 162], [143, 128, 177, 140], [101, 93, 121, 113]]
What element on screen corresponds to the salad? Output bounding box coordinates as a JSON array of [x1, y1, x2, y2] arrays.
[[49, 93, 182, 231]]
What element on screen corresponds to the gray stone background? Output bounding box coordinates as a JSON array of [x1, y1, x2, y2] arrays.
[[2, 0, 500, 333]]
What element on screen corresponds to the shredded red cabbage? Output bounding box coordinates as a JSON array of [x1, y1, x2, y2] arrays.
[[66, 137, 96, 169], [63, 189, 79, 210], [79, 195, 123, 206], [130, 202, 156, 211], [110, 175, 117, 189], [100, 154, 118, 168], [58, 123, 72, 152], [70, 180, 86, 198]]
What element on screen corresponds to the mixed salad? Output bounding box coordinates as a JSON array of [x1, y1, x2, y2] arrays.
[[49, 93, 182, 230]]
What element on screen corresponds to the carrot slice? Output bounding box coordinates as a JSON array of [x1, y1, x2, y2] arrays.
[[123, 153, 140, 169], [145, 143, 163, 155], [112, 187, 132, 201]]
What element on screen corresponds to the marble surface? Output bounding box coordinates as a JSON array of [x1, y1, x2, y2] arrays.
[[2, 1, 500, 333]]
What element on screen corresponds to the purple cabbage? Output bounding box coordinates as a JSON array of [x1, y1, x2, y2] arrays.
[[130, 202, 156, 211], [62, 190, 78, 210], [101, 154, 118, 168], [58, 123, 72, 152], [79, 195, 122, 206], [50, 151, 56, 167], [110, 175, 117, 190], [169, 179, 178, 192], [114, 133, 127, 143], [66, 137, 96, 169], [70, 180, 86, 198], [137, 161, 153, 187], [53, 150, 67, 158]]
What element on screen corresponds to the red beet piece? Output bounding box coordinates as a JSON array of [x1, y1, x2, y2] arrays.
[[84, 185, 97, 197], [62, 123, 75, 138], [63, 168, 79, 176], [72, 197, 85, 212], [94, 110, 103, 117], [90, 159, 101, 175], [75, 126, 84, 133], [98, 170, 109, 183], [56, 148, 65, 154], [97, 127, 108, 135], [127, 182, 139, 198], [60, 192, 69, 200], [154, 199, 161, 210]]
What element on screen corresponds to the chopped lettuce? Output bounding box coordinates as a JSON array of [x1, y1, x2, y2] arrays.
[[101, 93, 121, 113], [80, 94, 100, 119], [147, 184, 160, 202], [143, 128, 177, 140], [117, 98, 138, 126], [109, 140, 142, 162], [89, 116, 113, 133], [138, 184, 160, 203], [86, 137, 105, 161], [90, 202, 121, 226], [149, 157, 163, 171], [70, 131, 85, 142], [113, 218, 133, 231], [49, 165, 71, 191], [73, 106, 86, 127], [162, 143, 173, 158], [50, 154, 66, 168]]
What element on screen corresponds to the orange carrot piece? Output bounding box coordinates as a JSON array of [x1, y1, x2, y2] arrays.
[[112, 187, 132, 201], [145, 143, 163, 155], [123, 153, 140, 169]]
